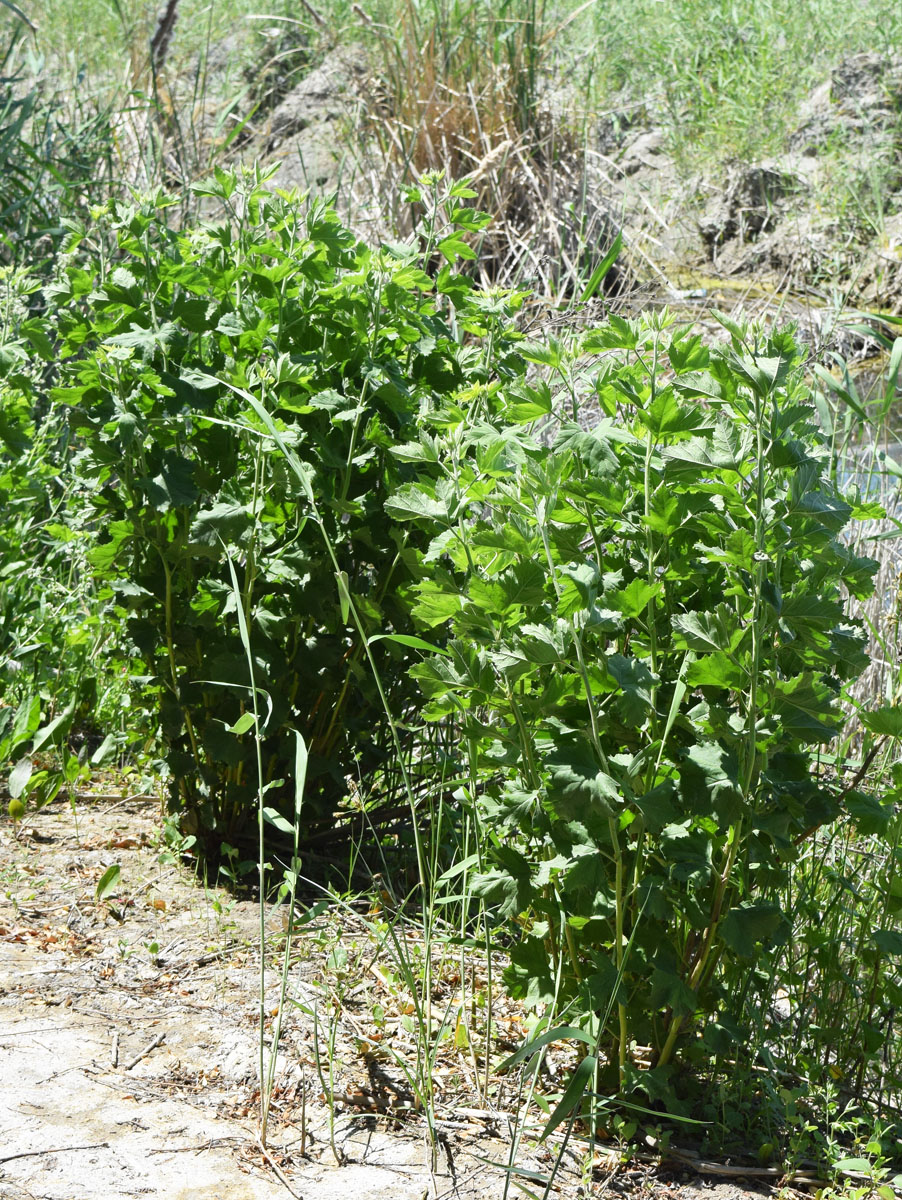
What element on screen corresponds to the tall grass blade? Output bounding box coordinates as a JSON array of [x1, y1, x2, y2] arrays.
[[579, 231, 622, 303], [0, 0, 36, 32]]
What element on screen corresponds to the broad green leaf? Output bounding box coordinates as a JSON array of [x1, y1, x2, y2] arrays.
[[190, 503, 249, 545], [731, 350, 795, 395], [32, 701, 78, 754], [671, 370, 723, 400], [263, 806, 296, 835], [144, 454, 198, 510], [681, 742, 741, 821], [668, 331, 710, 371], [664, 423, 747, 472], [613, 579, 662, 619], [633, 782, 679, 834], [780, 593, 844, 629], [686, 653, 744, 690], [873, 929, 902, 956], [719, 902, 784, 958], [564, 850, 613, 912], [650, 966, 697, 1017], [96, 864, 122, 901], [503, 935, 557, 1007], [833, 1159, 876, 1174], [845, 791, 893, 836], [411, 579, 467, 628], [639, 389, 704, 437], [673, 608, 743, 655], [91, 734, 118, 767], [860, 706, 902, 737], [437, 233, 476, 262], [8, 757, 33, 799], [547, 742, 621, 817], [515, 621, 570, 664], [472, 845, 533, 918], [384, 483, 451, 523], [520, 339, 563, 369], [216, 311, 246, 337], [582, 314, 639, 351], [503, 380, 552, 423], [608, 653, 657, 725], [773, 674, 840, 741], [10, 694, 41, 751]]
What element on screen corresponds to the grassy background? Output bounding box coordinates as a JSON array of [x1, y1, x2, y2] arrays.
[[5, 0, 899, 278], [591, 0, 902, 161], [20, 0, 902, 151]]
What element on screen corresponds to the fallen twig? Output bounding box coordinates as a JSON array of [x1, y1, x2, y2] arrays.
[[165, 948, 230, 972], [664, 1148, 825, 1185], [111, 1030, 119, 1067], [148, 1136, 245, 1155], [0, 1142, 109, 1165], [255, 1137, 304, 1198], [125, 1031, 166, 1071]]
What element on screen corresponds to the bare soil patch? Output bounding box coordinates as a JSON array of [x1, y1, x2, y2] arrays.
[[0, 795, 567, 1199], [0, 796, 791, 1200]]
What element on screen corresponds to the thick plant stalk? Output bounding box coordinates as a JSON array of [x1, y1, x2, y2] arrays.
[[538, 512, 628, 1081]]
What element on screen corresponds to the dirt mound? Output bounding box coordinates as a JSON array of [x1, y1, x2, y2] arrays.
[[262, 44, 369, 194], [792, 51, 902, 154], [698, 163, 803, 252], [857, 210, 902, 313], [598, 51, 902, 302]]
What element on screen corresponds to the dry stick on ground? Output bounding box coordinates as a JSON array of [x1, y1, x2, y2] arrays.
[[147, 1137, 247, 1156], [0, 1143, 110, 1165], [125, 1031, 166, 1071], [253, 1138, 304, 1199]]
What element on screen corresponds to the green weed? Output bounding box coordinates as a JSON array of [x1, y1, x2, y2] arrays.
[[388, 306, 901, 1143]]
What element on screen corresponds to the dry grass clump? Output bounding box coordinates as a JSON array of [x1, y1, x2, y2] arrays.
[[349, 0, 621, 298]]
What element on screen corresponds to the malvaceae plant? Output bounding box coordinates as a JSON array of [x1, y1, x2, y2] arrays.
[[390, 311, 879, 1099]]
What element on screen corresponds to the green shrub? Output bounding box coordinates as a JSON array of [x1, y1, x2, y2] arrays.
[[0, 263, 131, 809], [43, 167, 522, 849], [392, 311, 881, 1106]]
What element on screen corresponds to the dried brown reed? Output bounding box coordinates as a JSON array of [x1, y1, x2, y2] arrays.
[[348, 0, 619, 299]]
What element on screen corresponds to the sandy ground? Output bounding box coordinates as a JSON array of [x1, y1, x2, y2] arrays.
[[0, 795, 565, 1199], [0, 795, 788, 1200]]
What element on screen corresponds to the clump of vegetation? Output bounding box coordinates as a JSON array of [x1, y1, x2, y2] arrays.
[[347, 0, 616, 295], [2, 0, 902, 1182], [26, 168, 538, 853], [388, 308, 902, 1127]]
